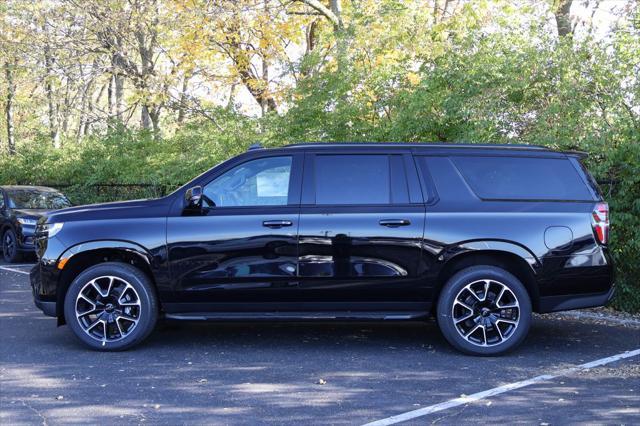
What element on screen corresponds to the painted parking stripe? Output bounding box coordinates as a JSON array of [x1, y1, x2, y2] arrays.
[[0, 266, 31, 275], [363, 348, 640, 426]]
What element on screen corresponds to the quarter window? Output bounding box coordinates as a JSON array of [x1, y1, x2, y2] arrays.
[[452, 156, 593, 201], [314, 155, 391, 205], [203, 156, 292, 207]]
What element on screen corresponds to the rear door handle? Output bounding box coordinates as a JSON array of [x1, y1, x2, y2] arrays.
[[263, 220, 293, 228], [379, 219, 411, 227]]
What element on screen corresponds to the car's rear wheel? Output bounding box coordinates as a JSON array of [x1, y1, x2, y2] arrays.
[[64, 262, 158, 351], [436, 265, 531, 356], [2, 229, 22, 263]]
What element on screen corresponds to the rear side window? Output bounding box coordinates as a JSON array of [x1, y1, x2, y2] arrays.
[[314, 155, 391, 205], [452, 156, 593, 201]]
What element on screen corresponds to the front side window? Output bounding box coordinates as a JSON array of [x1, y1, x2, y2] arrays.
[[314, 155, 391, 205], [7, 190, 71, 210], [203, 156, 292, 207]]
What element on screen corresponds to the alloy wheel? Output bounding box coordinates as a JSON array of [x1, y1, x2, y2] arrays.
[[451, 279, 520, 347], [3, 232, 16, 260], [75, 276, 141, 345]]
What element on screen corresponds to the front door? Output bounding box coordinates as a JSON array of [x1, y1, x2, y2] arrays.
[[167, 154, 302, 308], [297, 151, 426, 306]]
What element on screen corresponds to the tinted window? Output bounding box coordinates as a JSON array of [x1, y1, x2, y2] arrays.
[[204, 156, 292, 207], [315, 155, 390, 205], [452, 156, 593, 201], [0, 191, 4, 209], [7, 190, 72, 209]]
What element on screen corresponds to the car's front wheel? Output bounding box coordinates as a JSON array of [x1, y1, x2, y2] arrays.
[[436, 265, 532, 356], [2, 228, 22, 263], [64, 262, 158, 351]]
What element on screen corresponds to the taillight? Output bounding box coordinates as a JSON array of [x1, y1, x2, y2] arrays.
[[591, 202, 609, 245]]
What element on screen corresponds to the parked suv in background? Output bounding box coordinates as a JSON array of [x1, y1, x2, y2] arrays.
[[1, 186, 72, 263], [30, 143, 614, 355]]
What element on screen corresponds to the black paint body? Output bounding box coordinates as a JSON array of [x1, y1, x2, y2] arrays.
[[30, 144, 615, 321]]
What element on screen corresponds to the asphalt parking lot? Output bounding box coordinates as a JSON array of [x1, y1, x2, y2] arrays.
[[1, 262, 639, 425]]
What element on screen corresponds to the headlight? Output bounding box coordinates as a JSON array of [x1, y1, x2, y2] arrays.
[[38, 222, 64, 238], [17, 218, 38, 226]]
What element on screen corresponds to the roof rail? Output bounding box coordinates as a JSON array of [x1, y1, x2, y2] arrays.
[[283, 142, 549, 150], [248, 142, 264, 151]]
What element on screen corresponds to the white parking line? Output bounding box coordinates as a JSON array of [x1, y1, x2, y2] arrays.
[[363, 348, 640, 426], [0, 265, 31, 275]]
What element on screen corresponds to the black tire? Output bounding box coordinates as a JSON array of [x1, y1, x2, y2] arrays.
[[436, 265, 532, 356], [64, 262, 158, 351], [2, 228, 22, 263]]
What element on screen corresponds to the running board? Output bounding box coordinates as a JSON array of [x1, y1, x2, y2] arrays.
[[164, 311, 429, 322]]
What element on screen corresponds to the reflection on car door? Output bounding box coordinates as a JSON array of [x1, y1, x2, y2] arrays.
[[297, 152, 427, 306]]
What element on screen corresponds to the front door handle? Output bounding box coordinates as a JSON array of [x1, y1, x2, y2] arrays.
[[379, 219, 411, 227], [263, 220, 293, 228]]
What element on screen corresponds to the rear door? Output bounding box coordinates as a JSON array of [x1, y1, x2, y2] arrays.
[[297, 149, 426, 306]]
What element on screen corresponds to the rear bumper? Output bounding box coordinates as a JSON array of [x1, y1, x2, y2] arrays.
[[538, 286, 615, 313]]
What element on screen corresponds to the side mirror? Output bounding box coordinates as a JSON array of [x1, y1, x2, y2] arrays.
[[184, 186, 203, 208]]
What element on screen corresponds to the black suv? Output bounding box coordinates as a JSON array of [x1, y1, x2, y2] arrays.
[[1, 185, 72, 263], [30, 143, 614, 355]]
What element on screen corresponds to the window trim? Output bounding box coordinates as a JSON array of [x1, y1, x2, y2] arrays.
[[302, 152, 418, 207]]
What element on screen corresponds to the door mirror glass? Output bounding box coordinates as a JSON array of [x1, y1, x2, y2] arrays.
[[184, 186, 203, 208]]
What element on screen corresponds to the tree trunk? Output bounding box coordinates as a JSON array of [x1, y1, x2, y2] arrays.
[[141, 104, 152, 130], [330, 0, 342, 29], [150, 108, 161, 136], [554, 0, 574, 38], [177, 73, 191, 124], [5, 60, 16, 155], [114, 70, 125, 123], [77, 77, 93, 142], [261, 54, 269, 116], [107, 74, 114, 117], [43, 36, 60, 148], [135, 0, 160, 135]]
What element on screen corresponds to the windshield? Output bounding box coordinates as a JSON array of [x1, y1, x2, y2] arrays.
[[7, 190, 72, 210]]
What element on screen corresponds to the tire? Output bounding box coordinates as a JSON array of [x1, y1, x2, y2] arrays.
[[436, 265, 532, 356], [2, 228, 22, 263], [64, 262, 158, 351]]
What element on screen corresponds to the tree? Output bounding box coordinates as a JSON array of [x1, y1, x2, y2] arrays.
[[4, 59, 16, 155], [553, 0, 574, 38]]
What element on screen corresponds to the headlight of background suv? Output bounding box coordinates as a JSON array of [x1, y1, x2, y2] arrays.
[[17, 218, 38, 226], [37, 222, 64, 238]]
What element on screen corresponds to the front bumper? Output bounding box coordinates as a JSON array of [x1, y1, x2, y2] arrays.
[[16, 226, 37, 252], [30, 264, 57, 317]]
